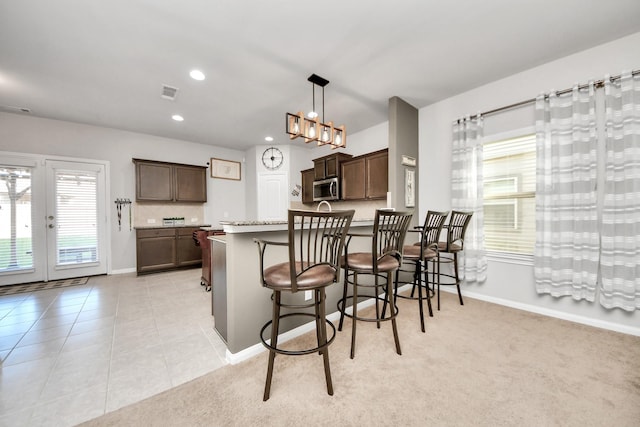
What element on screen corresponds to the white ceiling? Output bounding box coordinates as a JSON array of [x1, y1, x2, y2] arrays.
[[2, 1, 640, 151]]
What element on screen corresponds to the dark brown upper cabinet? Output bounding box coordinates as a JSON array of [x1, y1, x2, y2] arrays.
[[341, 149, 388, 201], [301, 168, 314, 204], [313, 153, 352, 180], [134, 159, 207, 202]]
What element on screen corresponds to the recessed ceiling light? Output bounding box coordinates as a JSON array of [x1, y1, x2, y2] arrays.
[[265, 136, 274, 142], [172, 114, 184, 122], [190, 70, 205, 81], [307, 111, 318, 118]]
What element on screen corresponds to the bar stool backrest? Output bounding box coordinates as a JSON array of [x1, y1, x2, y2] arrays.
[[372, 210, 413, 274], [287, 209, 355, 293], [445, 210, 473, 251], [420, 210, 450, 252]]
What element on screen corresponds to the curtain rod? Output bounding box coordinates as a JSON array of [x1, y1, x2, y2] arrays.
[[461, 68, 640, 122]]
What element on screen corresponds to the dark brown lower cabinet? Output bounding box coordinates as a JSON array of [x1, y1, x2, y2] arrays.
[[177, 228, 202, 267], [136, 227, 201, 274]]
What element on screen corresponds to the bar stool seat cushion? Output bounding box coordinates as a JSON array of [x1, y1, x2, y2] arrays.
[[341, 253, 400, 272], [437, 242, 462, 252], [402, 245, 437, 261], [264, 262, 336, 291]]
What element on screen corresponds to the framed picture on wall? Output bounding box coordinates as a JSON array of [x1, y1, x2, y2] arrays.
[[211, 158, 241, 181], [405, 168, 415, 208]]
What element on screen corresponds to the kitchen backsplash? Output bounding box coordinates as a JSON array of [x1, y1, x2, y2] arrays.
[[133, 203, 205, 227]]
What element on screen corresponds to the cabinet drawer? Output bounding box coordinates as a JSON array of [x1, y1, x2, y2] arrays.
[[137, 228, 176, 238], [177, 227, 199, 236]]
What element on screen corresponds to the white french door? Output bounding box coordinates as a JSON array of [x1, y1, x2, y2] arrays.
[[0, 155, 108, 286], [45, 160, 107, 280]]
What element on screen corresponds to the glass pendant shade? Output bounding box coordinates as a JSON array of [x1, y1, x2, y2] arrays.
[[303, 116, 319, 142], [286, 112, 304, 139]]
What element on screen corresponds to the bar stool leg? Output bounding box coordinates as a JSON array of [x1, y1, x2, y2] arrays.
[[454, 253, 464, 305], [387, 271, 401, 355], [338, 268, 349, 331], [374, 273, 381, 329], [264, 291, 281, 401], [350, 272, 358, 359], [423, 262, 433, 317], [317, 288, 333, 395], [437, 257, 442, 311], [417, 260, 425, 332]]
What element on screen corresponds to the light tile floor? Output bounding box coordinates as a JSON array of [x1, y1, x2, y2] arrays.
[[0, 269, 228, 427]]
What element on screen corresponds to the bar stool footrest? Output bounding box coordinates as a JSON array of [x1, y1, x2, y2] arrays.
[[260, 312, 336, 356]]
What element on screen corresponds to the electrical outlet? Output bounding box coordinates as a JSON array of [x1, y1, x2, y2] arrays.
[[191, 217, 198, 223], [147, 219, 156, 224], [304, 290, 312, 301]]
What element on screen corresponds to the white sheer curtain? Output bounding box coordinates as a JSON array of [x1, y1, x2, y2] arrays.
[[451, 116, 487, 282], [534, 84, 600, 300], [600, 72, 640, 311]]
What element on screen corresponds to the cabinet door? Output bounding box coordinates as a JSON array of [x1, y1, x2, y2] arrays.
[[325, 156, 339, 177], [175, 165, 207, 202], [301, 169, 314, 204], [313, 159, 326, 180], [341, 158, 366, 200], [136, 162, 173, 201], [177, 228, 202, 266], [136, 229, 177, 274], [366, 151, 388, 199]]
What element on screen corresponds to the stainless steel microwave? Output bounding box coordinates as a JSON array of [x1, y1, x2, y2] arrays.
[[313, 177, 339, 201]]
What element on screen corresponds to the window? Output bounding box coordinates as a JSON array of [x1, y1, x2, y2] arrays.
[[483, 133, 535, 255]]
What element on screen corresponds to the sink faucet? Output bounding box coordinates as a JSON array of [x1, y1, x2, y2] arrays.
[[317, 200, 332, 212]]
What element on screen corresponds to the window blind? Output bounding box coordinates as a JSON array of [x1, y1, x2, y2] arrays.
[[483, 134, 536, 255], [55, 170, 98, 264]]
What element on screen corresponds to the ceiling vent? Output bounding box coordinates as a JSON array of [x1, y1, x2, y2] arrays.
[[161, 84, 178, 101], [1, 105, 31, 114]]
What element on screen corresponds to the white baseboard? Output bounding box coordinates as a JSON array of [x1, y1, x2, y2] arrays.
[[443, 287, 640, 337], [110, 267, 137, 275]]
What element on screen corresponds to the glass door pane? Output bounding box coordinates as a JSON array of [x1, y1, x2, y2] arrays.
[[0, 166, 33, 273], [54, 170, 98, 265]]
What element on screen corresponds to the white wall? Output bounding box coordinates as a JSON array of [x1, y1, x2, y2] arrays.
[[0, 112, 246, 272], [419, 32, 640, 333]]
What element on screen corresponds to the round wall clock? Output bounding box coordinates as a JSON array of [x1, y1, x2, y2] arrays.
[[262, 147, 284, 170]]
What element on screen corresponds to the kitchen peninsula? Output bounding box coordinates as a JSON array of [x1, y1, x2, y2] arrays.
[[210, 217, 375, 360]]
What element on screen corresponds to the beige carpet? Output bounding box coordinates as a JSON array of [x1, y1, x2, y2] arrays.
[[0, 276, 89, 296], [81, 292, 640, 427]]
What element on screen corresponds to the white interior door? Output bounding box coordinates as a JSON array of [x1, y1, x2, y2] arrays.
[[45, 160, 108, 281], [257, 172, 288, 221]]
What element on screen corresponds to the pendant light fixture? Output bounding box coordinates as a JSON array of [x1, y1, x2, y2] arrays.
[[286, 74, 346, 149]]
